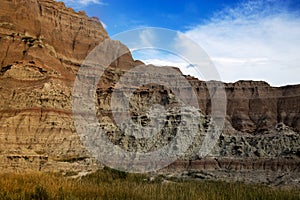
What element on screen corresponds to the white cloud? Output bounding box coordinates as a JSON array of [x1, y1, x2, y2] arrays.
[[142, 58, 207, 80], [101, 21, 107, 29], [59, 0, 103, 8], [139, 29, 157, 48], [142, 59, 187, 68], [131, 1, 300, 86], [132, 49, 207, 80], [182, 0, 300, 86]]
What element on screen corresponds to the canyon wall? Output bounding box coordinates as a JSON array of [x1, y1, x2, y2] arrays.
[[0, 0, 299, 185]]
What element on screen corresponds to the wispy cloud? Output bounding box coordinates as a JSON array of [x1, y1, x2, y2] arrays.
[[59, 0, 107, 28], [132, 49, 206, 80], [183, 0, 300, 86], [133, 0, 300, 86], [59, 0, 104, 8], [134, 49, 188, 68], [101, 21, 107, 29], [139, 29, 156, 47]]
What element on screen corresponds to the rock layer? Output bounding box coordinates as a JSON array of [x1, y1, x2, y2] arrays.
[[0, 0, 109, 173]]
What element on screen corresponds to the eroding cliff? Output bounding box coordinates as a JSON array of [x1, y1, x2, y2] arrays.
[[0, 0, 299, 185]]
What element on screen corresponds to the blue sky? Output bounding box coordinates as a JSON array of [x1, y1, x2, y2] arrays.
[[60, 0, 243, 35], [60, 0, 300, 86]]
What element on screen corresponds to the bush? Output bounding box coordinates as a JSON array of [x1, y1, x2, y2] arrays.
[[27, 185, 49, 200]]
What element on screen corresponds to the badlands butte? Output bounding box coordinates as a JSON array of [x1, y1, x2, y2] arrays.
[[0, 0, 299, 186]]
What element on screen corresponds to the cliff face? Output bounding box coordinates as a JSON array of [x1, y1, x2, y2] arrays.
[[0, 0, 108, 68], [95, 71, 300, 184], [186, 79, 300, 134], [0, 0, 109, 172], [0, 0, 142, 173], [225, 81, 300, 133], [0, 0, 299, 185]]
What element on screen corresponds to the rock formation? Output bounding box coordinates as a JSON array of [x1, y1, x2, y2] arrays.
[[0, 0, 108, 172], [0, 0, 299, 185]]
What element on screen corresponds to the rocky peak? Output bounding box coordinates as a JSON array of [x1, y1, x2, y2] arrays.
[[0, 0, 108, 70]]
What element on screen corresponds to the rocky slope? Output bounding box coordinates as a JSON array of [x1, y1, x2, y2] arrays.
[[0, 0, 108, 172], [0, 0, 299, 185]]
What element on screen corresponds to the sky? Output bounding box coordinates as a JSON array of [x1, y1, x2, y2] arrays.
[[60, 0, 300, 86]]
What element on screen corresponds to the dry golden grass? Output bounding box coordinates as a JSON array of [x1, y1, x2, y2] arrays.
[[0, 167, 299, 200]]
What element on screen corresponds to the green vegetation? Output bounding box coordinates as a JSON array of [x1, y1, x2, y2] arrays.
[[0, 167, 299, 200]]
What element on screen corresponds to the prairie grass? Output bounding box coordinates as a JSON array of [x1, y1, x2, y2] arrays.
[[0, 167, 299, 200]]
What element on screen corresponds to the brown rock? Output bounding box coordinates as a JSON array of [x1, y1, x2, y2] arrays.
[[0, 0, 109, 172]]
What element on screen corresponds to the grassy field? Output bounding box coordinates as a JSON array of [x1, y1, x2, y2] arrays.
[[0, 167, 299, 200]]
